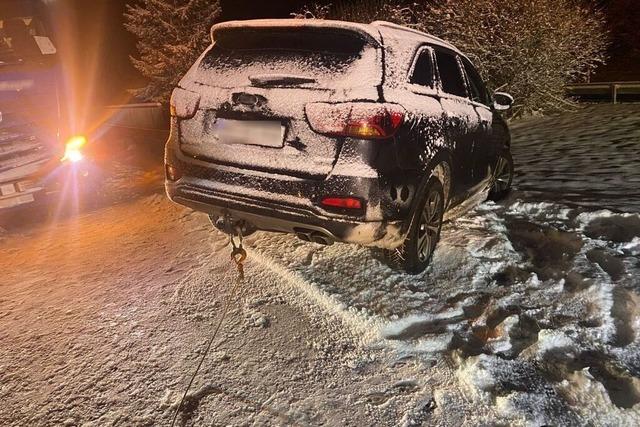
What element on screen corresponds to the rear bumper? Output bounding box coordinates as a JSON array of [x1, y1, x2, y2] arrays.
[[165, 147, 410, 249], [0, 187, 49, 210], [168, 180, 404, 248], [0, 165, 56, 211]]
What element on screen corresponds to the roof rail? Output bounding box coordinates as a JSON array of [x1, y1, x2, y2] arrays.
[[211, 19, 382, 47], [370, 20, 455, 49]]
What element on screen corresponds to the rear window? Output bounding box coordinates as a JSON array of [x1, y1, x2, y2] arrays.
[[197, 28, 381, 88]]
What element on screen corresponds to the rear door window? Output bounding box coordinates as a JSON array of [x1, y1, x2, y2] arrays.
[[198, 28, 381, 88], [462, 59, 490, 106], [409, 47, 434, 88], [434, 50, 467, 98]]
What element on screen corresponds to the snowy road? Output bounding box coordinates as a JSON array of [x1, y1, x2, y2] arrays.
[[1, 105, 639, 426], [511, 104, 640, 213]]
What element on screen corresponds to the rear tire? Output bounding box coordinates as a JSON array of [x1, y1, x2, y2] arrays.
[[487, 151, 513, 201], [384, 176, 445, 274]]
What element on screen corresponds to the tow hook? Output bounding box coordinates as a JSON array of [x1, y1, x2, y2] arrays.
[[213, 212, 253, 236], [223, 212, 247, 279]]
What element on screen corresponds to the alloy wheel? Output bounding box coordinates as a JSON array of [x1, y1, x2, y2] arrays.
[[493, 155, 512, 193], [416, 190, 442, 262]]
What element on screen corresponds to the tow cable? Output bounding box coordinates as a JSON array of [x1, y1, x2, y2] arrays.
[[171, 223, 246, 427]]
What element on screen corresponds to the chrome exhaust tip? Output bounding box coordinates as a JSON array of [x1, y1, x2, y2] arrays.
[[311, 232, 332, 245], [296, 232, 311, 242]]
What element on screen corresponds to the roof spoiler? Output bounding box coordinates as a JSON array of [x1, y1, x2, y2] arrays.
[[210, 19, 383, 48]]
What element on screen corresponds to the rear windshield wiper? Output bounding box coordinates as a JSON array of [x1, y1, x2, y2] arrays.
[[249, 74, 317, 87]]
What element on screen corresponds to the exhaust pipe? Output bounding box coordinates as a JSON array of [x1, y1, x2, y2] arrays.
[[296, 232, 311, 242], [294, 228, 333, 245], [310, 232, 332, 245]]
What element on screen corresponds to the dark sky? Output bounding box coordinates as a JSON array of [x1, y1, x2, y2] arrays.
[[220, 0, 307, 20]]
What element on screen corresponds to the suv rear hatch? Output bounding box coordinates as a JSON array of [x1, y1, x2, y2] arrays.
[[175, 19, 383, 179]]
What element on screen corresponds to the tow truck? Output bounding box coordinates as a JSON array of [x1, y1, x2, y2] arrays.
[[0, 0, 91, 212]]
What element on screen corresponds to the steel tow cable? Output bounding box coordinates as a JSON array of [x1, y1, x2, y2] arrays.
[[170, 230, 247, 427]]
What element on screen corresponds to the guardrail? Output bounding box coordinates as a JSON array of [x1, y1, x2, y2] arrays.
[[566, 81, 640, 103], [104, 102, 168, 131], [101, 102, 169, 147]]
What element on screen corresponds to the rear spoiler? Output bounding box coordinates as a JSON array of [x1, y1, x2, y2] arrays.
[[211, 19, 383, 48]]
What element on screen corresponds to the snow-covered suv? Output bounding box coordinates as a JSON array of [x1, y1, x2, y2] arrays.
[[165, 19, 515, 273]]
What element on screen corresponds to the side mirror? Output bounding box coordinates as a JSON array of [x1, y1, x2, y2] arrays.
[[493, 92, 514, 111]]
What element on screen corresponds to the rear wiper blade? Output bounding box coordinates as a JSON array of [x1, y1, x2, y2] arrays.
[[249, 74, 316, 87]]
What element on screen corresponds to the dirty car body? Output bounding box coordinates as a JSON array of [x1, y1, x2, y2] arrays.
[[165, 19, 512, 257]]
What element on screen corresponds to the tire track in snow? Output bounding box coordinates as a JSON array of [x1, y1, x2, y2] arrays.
[[242, 203, 522, 353], [236, 199, 640, 425], [244, 245, 384, 346]]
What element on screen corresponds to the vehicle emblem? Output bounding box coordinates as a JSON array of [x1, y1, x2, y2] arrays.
[[232, 92, 266, 108]]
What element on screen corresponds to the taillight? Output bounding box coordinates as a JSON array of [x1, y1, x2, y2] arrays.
[[170, 87, 200, 119], [321, 196, 363, 210], [305, 102, 405, 139]]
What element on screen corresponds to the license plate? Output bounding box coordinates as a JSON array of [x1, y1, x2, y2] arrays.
[[212, 119, 284, 148], [0, 193, 34, 209], [0, 183, 16, 196]]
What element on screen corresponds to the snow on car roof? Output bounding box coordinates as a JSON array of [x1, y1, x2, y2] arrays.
[[370, 21, 463, 56], [211, 19, 383, 48], [210, 19, 465, 60]]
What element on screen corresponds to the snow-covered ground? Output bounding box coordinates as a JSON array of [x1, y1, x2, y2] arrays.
[[1, 104, 639, 426]]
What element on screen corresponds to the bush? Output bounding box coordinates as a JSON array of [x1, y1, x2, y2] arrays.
[[297, 0, 608, 116], [124, 0, 221, 103]]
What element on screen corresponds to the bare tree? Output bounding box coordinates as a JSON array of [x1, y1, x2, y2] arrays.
[[124, 0, 221, 103]]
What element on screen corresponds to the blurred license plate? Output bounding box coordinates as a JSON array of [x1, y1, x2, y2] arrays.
[[213, 119, 284, 148]]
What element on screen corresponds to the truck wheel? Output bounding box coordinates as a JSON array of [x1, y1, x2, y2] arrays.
[[385, 176, 445, 274], [488, 151, 513, 201]]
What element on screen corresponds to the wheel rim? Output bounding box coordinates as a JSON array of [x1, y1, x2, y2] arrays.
[[493, 156, 511, 193], [416, 190, 442, 262]]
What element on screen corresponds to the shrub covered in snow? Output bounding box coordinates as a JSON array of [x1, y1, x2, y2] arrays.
[[124, 0, 221, 103], [296, 0, 608, 117]]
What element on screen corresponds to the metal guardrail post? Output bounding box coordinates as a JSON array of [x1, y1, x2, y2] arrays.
[[566, 81, 640, 103]]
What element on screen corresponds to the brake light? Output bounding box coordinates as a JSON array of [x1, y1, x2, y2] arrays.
[[305, 103, 405, 139], [321, 196, 363, 210], [170, 87, 200, 119]]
